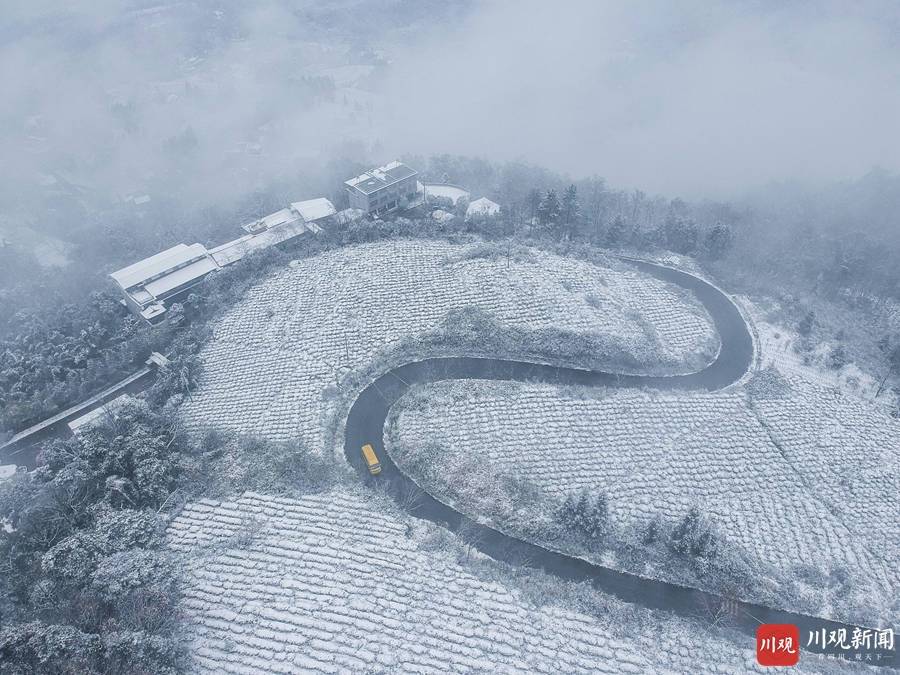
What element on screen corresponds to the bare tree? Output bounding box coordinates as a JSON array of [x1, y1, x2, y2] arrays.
[[393, 479, 424, 514], [456, 517, 487, 563], [694, 593, 739, 628], [875, 338, 900, 398]]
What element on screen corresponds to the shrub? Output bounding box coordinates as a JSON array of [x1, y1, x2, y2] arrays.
[[746, 367, 791, 401], [0, 622, 103, 674], [555, 490, 612, 550], [199, 434, 343, 497], [797, 310, 815, 336], [827, 344, 848, 370], [670, 507, 717, 560]]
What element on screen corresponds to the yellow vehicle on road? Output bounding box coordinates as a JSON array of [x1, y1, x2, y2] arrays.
[[361, 444, 382, 475]]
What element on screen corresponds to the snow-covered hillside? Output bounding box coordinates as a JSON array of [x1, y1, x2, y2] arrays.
[[387, 315, 900, 623], [179, 240, 717, 450], [167, 489, 799, 674]]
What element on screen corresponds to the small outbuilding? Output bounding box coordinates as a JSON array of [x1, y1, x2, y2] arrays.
[[422, 182, 470, 205], [466, 197, 501, 219], [290, 197, 337, 227]]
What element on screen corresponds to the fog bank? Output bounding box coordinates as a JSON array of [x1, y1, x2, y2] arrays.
[[2, 0, 898, 217], [378, 0, 900, 197]]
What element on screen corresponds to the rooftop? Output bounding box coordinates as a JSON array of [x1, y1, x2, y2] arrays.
[[291, 197, 336, 222], [143, 256, 219, 299], [466, 197, 501, 218], [423, 182, 470, 204], [345, 161, 418, 195], [110, 243, 210, 291], [210, 220, 311, 267], [242, 207, 302, 234], [140, 304, 167, 322]]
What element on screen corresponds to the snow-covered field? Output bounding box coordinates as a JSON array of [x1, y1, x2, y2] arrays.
[[180, 240, 717, 450], [0, 219, 70, 267], [386, 303, 900, 622], [167, 489, 803, 674], [744, 302, 899, 571], [389, 379, 898, 617], [747, 300, 889, 403]]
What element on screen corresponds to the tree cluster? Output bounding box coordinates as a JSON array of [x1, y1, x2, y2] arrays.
[[0, 399, 193, 673], [0, 294, 169, 437], [533, 185, 581, 240], [409, 156, 900, 400], [555, 489, 611, 548], [664, 507, 755, 595]]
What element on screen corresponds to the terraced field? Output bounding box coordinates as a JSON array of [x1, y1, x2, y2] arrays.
[[169, 240, 895, 668], [752, 380, 900, 578], [168, 490, 813, 674], [386, 321, 900, 623], [179, 240, 717, 450]]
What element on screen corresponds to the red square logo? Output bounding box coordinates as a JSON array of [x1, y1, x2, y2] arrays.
[[757, 624, 800, 666]]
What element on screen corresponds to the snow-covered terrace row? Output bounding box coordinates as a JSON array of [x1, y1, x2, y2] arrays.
[[179, 240, 718, 449], [168, 490, 784, 674]]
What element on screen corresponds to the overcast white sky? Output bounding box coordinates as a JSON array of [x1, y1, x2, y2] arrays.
[[2, 0, 898, 208], [378, 0, 900, 197]]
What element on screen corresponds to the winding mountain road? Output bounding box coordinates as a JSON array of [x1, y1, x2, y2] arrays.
[[4, 253, 890, 664], [344, 258, 894, 665]]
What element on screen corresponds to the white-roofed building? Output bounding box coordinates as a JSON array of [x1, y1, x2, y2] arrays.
[[466, 197, 501, 220], [241, 198, 336, 234], [109, 243, 207, 292], [112, 197, 334, 324], [217, 197, 336, 266], [110, 243, 218, 324], [209, 219, 312, 267], [422, 182, 470, 205], [344, 161, 418, 215], [290, 197, 336, 224], [241, 207, 302, 234]]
